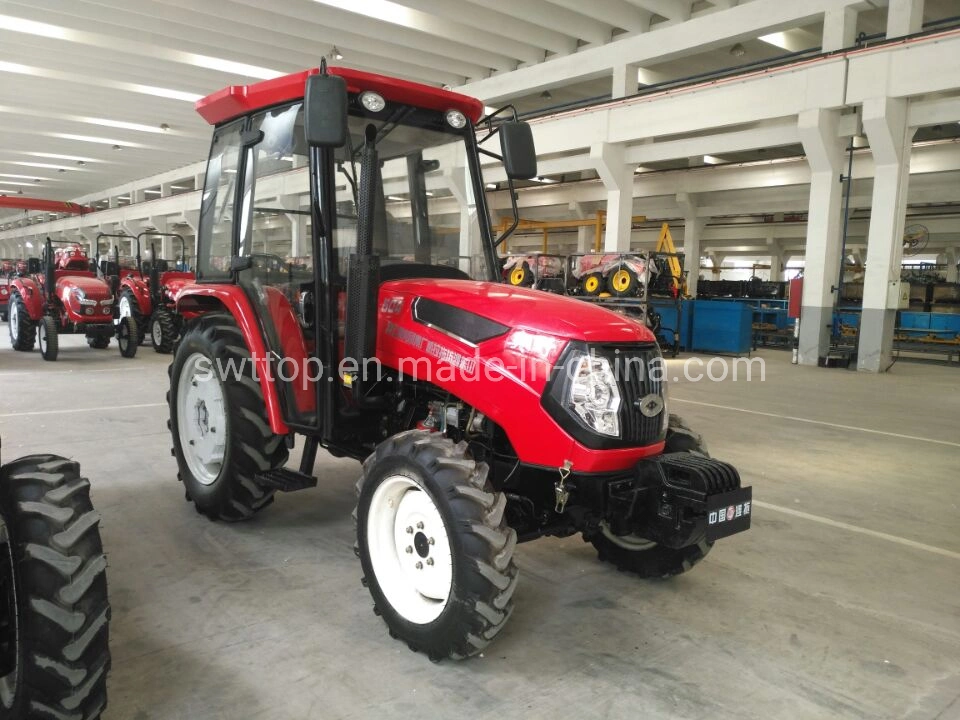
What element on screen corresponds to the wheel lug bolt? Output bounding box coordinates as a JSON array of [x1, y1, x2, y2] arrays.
[[405, 546, 413, 554], [415, 561, 423, 570], [416, 521, 424, 530], [405, 526, 413, 534], [426, 558, 434, 566], [428, 537, 435, 545]]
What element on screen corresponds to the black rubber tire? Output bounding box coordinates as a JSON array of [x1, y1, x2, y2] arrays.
[[8, 293, 35, 352], [167, 312, 287, 521], [356, 431, 519, 661], [0, 454, 110, 720], [39, 316, 59, 362], [587, 414, 713, 578], [118, 289, 145, 344], [117, 316, 138, 359], [608, 266, 639, 297], [86, 337, 110, 350], [580, 272, 604, 297], [150, 309, 176, 354]]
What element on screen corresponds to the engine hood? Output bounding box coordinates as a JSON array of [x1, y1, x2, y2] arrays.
[[381, 278, 656, 344], [56, 274, 112, 300]]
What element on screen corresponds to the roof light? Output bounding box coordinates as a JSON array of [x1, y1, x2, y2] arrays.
[[360, 91, 386, 113], [445, 109, 467, 129]]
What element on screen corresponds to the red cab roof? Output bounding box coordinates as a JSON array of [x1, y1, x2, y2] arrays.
[[196, 66, 485, 126]]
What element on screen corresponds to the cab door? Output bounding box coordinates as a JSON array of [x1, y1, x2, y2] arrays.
[[235, 102, 320, 429]]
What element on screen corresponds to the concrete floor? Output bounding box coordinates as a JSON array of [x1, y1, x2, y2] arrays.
[[1, 329, 958, 720]]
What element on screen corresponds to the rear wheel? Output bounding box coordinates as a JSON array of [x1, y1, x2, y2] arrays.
[[117, 289, 145, 344], [150, 309, 176, 354], [7, 293, 35, 352], [356, 431, 518, 660], [508, 262, 533, 287], [167, 312, 287, 521], [0, 454, 111, 720], [608, 267, 639, 297], [117, 316, 138, 358], [580, 272, 603, 296], [586, 414, 712, 577], [38, 316, 58, 362]]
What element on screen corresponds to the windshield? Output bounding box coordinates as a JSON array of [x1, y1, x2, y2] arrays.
[[334, 108, 487, 280]]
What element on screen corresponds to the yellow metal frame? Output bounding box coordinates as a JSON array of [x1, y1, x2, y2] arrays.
[[654, 222, 687, 296], [496, 210, 647, 253]]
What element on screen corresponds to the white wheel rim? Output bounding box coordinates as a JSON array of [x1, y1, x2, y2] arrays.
[[8, 301, 18, 339], [176, 352, 226, 486], [38, 323, 46, 352], [152, 318, 163, 346], [600, 521, 657, 551], [367, 474, 452, 624], [118, 295, 131, 318]]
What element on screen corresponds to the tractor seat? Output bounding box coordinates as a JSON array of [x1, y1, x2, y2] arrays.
[[379, 262, 469, 283]]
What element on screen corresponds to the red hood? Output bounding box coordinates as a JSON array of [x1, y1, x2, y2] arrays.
[[56, 275, 112, 300], [381, 278, 656, 344]]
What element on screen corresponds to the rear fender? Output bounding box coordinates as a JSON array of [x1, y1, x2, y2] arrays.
[[9, 277, 44, 320], [177, 285, 289, 435], [121, 277, 152, 315]]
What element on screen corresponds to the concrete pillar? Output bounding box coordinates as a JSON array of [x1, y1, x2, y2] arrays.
[[769, 243, 784, 281], [445, 167, 481, 276], [569, 202, 593, 252], [612, 64, 639, 99], [822, 6, 858, 51], [677, 192, 704, 297], [887, 0, 924, 38], [797, 108, 847, 366], [946, 248, 959, 283], [590, 143, 633, 252], [858, 97, 913, 373]]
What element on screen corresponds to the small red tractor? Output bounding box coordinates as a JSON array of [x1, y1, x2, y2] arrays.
[[166, 64, 751, 661], [107, 231, 195, 353], [0, 259, 12, 322], [7, 238, 138, 360], [0, 439, 111, 718]]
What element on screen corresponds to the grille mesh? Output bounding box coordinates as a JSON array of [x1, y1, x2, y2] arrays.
[[594, 344, 665, 446]]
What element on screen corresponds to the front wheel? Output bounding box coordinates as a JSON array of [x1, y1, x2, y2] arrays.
[[38, 315, 59, 362], [167, 313, 287, 521], [580, 272, 603, 296], [150, 309, 177, 354], [117, 316, 138, 358], [586, 414, 712, 577], [0, 454, 111, 719], [356, 431, 518, 661], [608, 266, 639, 297], [507, 262, 533, 287]]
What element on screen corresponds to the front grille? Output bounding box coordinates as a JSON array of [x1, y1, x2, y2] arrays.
[[593, 344, 665, 446]]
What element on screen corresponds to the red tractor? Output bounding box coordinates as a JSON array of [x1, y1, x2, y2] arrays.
[[0, 259, 12, 322], [7, 238, 138, 360], [167, 64, 752, 661], [0, 439, 111, 718], [107, 231, 195, 353]]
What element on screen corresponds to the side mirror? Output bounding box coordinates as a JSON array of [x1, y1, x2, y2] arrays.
[[305, 73, 348, 148], [500, 121, 537, 180]]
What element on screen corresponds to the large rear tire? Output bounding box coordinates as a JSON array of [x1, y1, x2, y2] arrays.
[[0, 454, 110, 720], [7, 293, 35, 352], [356, 431, 518, 661], [167, 312, 287, 521], [586, 414, 713, 578]]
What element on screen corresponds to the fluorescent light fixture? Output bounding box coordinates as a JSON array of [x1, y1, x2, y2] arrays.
[[144, 189, 162, 194], [21, 152, 100, 162], [0, 172, 45, 180], [387, 195, 405, 201], [533, 177, 558, 184], [425, 191, 435, 197], [0, 180, 31, 186], [117, 196, 131, 201], [169, 185, 190, 190], [702, 155, 724, 165], [311, 0, 414, 28], [9, 161, 80, 171], [53, 133, 143, 148], [759, 32, 790, 50]]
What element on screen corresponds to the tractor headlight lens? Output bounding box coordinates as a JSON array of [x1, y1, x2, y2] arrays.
[[445, 109, 467, 129], [359, 91, 386, 113], [85, 307, 94, 316], [566, 354, 620, 437]]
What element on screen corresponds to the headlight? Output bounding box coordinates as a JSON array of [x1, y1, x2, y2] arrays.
[[566, 354, 620, 437], [445, 109, 467, 129], [359, 91, 386, 113], [70, 287, 96, 306]]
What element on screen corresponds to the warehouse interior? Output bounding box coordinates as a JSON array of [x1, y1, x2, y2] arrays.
[[0, 1, 959, 719]]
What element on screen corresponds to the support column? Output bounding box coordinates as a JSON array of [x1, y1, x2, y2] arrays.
[[445, 166, 482, 276], [768, 240, 784, 281], [887, 0, 924, 38], [569, 202, 593, 252], [612, 64, 639, 99], [591, 143, 633, 252], [797, 108, 847, 366], [822, 6, 858, 51], [858, 97, 913, 373], [946, 248, 959, 283], [677, 193, 704, 297]]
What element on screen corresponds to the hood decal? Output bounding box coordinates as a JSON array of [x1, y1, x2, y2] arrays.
[[413, 297, 509, 345]]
